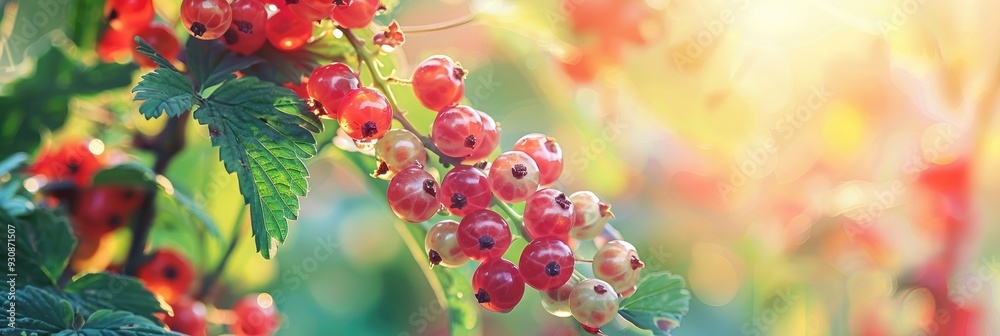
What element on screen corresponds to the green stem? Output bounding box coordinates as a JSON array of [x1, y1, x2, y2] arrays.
[[195, 204, 248, 301], [492, 196, 528, 241]]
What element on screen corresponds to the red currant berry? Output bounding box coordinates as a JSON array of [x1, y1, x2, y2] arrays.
[[331, 0, 379, 29], [105, 0, 154, 33], [412, 55, 465, 111], [519, 239, 574, 290], [437, 166, 492, 217], [593, 240, 644, 297], [540, 275, 579, 317], [97, 28, 135, 62], [136, 249, 195, 304], [338, 87, 392, 141], [425, 220, 470, 268], [163, 296, 207, 336], [569, 191, 614, 240], [223, 0, 269, 55], [29, 140, 103, 187], [472, 258, 525, 313], [180, 0, 233, 40], [457, 209, 511, 262], [488, 151, 540, 203], [431, 105, 484, 158], [386, 166, 441, 223], [512, 134, 563, 186], [463, 111, 500, 164], [523, 188, 574, 240], [265, 7, 313, 50], [307, 62, 360, 119], [569, 279, 619, 332], [286, 0, 336, 22], [375, 129, 427, 175], [71, 187, 145, 237], [231, 294, 280, 336], [133, 22, 181, 68]]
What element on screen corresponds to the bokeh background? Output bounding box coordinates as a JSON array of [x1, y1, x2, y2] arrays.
[[3, 0, 1000, 334]]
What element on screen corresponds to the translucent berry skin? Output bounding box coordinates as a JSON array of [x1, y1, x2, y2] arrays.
[[488, 151, 540, 203], [375, 129, 427, 174], [523, 188, 574, 240], [412, 55, 465, 111], [386, 166, 441, 223], [97, 28, 135, 62], [265, 8, 313, 50], [512, 134, 563, 186], [223, 0, 269, 55], [338, 87, 392, 141], [231, 294, 280, 336], [569, 191, 614, 240], [133, 22, 181, 68], [180, 0, 233, 40], [437, 166, 492, 217], [162, 296, 207, 336], [104, 0, 154, 33], [541, 275, 579, 317], [569, 279, 619, 331], [287, 0, 336, 22], [592, 240, 644, 297], [463, 111, 500, 164], [425, 220, 469, 268], [136, 250, 194, 304], [307, 63, 360, 119], [431, 105, 484, 158], [457, 210, 511, 262], [71, 187, 145, 238], [519, 239, 575, 290], [472, 258, 525, 313], [331, 0, 380, 29]]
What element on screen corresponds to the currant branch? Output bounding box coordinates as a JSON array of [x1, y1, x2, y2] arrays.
[[195, 204, 248, 301], [492, 195, 528, 240]]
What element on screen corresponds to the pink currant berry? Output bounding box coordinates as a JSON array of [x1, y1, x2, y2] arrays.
[[569, 279, 619, 332], [488, 151, 540, 203], [512, 134, 563, 186], [472, 258, 525, 313], [519, 239, 575, 290], [437, 166, 492, 217], [457, 209, 511, 262], [540, 276, 579, 317], [374, 129, 427, 176], [425, 220, 469, 268], [412, 55, 465, 111], [338, 87, 393, 141], [286, 0, 336, 22], [463, 111, 500, 164], [592, 240, 644, 297], [223, 0, 269, 55], [265, 6, 313, 51], [180, 0, 233, 40], [307, 62, 361, 119], [523, 188, 574, 240], [431, 105, 484, 158], [569, 191, 614, 240], [331, 0, 379, 29], [386, 166, 441, 223]]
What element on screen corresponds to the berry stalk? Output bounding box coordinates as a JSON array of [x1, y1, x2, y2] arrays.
[[492, 195, 528, 241]]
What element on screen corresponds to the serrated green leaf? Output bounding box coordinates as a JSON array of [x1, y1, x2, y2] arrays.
[[194, 76, 317, 259], [0, 152, 29, 176], [132, 68, 197, 119], [72, 309, 179, 335], [92, 163, 158, 189], [0, 286, 76, 334], [618, 272, 692, 336], [241, 36, 352, 85], [185, 38, 264, 91], [10, 208, 77, 287], [61, 273, 168, 326], [134, 38, 180, 72]]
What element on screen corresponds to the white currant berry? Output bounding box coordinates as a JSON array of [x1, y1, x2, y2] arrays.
[[488, 151, 540, 203], [540, 275, 580, 317], [569, 278, 619, 332], [374, 129, 427, 178], [569, 191, 614, 240], [425, 220, 470, 268], [592, 240, 644, 297]]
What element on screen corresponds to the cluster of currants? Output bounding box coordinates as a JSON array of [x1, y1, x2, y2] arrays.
[[97, 0, 180, 67], [304, 51, 647, 332]]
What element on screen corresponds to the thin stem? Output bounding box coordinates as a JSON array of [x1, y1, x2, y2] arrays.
[[574, 257, 593, 263], [572, 270, 587, 282], [385, 76, 412, 86], [492, 196, 528, 241], [196, 204, 248, 301], [338, 27, 464, 167], [397, 14, 478, 34]]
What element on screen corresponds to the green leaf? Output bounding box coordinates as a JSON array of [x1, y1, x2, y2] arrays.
[[194, 76, 317, 259], [61, 273, 168, 326], [66, 0, 107, 51], [92, 163, 158, 188], [134, 38, 180, 72], [10, 208, 77, 287], [0, 152, 29, 176], [618, 272, 692, 336], [158, 185, 222, 239], [72, 309, 179, 335], [132, 68, 197, 119], [1, 286, 76, 334], [241, 36, 352, 85], [185, 38, 264, 91]]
